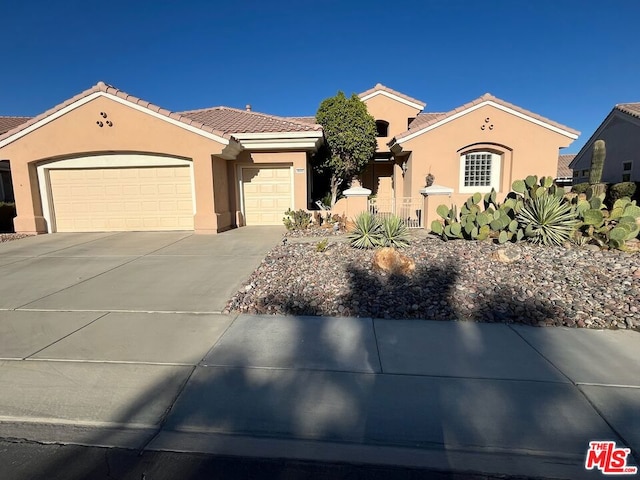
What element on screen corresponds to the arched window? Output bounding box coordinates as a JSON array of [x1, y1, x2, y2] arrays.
[[375, 120, 389, 137], [459, 151, 501, 193]]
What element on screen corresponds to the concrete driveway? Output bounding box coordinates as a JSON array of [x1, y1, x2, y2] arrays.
[[0, 227, 284, 313], [2, 229, 639, 479]]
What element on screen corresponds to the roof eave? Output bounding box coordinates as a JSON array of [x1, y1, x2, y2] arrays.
[[233, 131, 324, 151], [359, 90, 426, 110], [219, 138, 244, 160], [0, 84, 233, 150], [387, 138, 404, 156]]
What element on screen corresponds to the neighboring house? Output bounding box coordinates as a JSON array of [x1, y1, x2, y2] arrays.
[[0, 82, 579, 235], [0, 116, 31, 202], [355, 84, 579, 227], [0, 82, 322, 234], [569, 102, 640, 184], [556, 154, 575, 187]]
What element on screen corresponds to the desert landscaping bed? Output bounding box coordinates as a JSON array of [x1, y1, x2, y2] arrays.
[[226, 235, 640, 330], [0, 233, 32, 243]]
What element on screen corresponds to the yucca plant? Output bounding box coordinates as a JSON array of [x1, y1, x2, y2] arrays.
[[347, 211, 382, 249], [516, 194, 579, 246], [380, 215, 411, 248]]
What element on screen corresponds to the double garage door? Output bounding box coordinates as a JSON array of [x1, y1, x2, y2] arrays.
[[44, 163, 292, 232], [49, 166, 194, 232]]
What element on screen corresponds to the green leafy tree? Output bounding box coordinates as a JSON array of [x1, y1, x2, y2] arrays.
[[315, 91, 377, 206]]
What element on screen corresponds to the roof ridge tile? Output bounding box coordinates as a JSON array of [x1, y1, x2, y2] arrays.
[[358, 83, 426, 108], [180, 105, 321, 130], [615, 102, 640, 118]]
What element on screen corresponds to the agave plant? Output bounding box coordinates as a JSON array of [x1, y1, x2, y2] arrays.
[[347, 211, 382, 249], [379, 215, 411, 248], [516, 195, 579, 246]]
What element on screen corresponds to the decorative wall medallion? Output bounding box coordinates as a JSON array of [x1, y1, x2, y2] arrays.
[[96, 111, 114, 127], [481, 117, 494, 131]]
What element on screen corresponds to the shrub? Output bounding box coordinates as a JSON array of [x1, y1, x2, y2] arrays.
[[315, 238, 329, 252], [608, 182, 637, 204], [282, 209, 311, 231], [571, 182, 590, 194], [321, 192, 332, 209], [347, 212, 382, 249], [516, 194, 579, 246], [379, 215, 410, 248], [0, 202, 16, 233]]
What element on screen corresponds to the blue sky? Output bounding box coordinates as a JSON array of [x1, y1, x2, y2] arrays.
[[2, 0, 639, 152]]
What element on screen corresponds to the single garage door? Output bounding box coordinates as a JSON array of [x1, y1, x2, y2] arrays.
[[242, 167, 292, 225], [49, 166, 194, 232]]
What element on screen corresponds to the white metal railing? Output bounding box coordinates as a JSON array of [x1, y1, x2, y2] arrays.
[[368, 197, 423, 228]]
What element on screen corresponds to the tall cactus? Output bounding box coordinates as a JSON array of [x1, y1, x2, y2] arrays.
[[588, 139, 606, 197], [589, 140, 606, 184]]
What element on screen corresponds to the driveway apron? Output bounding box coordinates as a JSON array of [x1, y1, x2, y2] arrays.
[[0, 228, 284, 313]]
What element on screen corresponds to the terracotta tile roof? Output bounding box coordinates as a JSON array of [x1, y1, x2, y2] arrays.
[[285, 116, 317, 125], [557, 154, 575, 178], [406, 112, 447, 130], [0, 116, 31, 135], [358, 83, 426, 108], [394, 93, 580, 141], [0, 82, 233, 144], [179, 107, 322, 134], [616, 102, 640, 118]]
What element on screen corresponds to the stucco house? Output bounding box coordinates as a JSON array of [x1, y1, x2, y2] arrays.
[[0, 82, 323, 234], [351, 84, 579, 227], [569, 102, 640, 184], [0, 116, 31, 202], [0, 82, 579, 234]]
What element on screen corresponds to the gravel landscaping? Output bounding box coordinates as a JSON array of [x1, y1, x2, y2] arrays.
[[0, 233, 32, 243], [226, 233, 640, 330]]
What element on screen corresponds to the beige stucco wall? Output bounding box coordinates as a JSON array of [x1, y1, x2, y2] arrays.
[[361, 95, 423, 152], [397, 104, 576, 229], [360, 162, 394, 195], [401, 104, 574, 200], [0, 95, 232, 234], [230, 150, 308, 226]]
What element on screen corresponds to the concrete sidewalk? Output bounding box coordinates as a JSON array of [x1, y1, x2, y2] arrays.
[[0, 313, 638, 479]]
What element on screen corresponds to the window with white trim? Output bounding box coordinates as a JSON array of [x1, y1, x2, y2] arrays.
[[459, 151, 501, 193]]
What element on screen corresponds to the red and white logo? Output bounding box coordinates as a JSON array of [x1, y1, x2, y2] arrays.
[[585, 441, 638, 475]]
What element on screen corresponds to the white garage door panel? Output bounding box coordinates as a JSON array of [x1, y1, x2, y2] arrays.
[[243, 167, 292, 226], [49, 167, 194, 232]]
